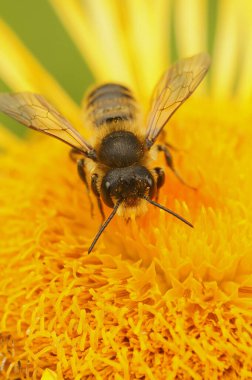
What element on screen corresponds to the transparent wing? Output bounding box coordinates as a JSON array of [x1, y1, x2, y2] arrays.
[[145, 53, 211, 147], [0, 92, 95, 155]]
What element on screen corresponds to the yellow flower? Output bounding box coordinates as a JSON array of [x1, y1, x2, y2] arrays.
[[1, 1, 252, 379]]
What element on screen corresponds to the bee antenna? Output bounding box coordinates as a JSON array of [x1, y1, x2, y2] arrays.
[[142, 195, 193, 228], [88, 200, 121, 254]]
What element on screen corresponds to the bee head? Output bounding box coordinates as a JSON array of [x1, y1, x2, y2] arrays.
[[90, 165, 193, 254], [101, 166, 156, 208]]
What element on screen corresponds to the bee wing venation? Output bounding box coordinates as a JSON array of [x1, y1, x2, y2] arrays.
[[145, 53, 211, 147], [0, 92, 93, 154]]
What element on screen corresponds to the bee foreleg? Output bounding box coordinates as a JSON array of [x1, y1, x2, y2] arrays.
[[77, 159, 94, 217], [157, 144, 196, 190], [91, 174, 105, 222], [153, 167, 165, 201]]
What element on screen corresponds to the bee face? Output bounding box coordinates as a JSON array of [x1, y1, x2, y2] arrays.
[[101, 166, 156, 208], [0, 53, 210, 253]]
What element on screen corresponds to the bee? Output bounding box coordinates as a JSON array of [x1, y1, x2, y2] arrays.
[[0, 53, 210, 253]]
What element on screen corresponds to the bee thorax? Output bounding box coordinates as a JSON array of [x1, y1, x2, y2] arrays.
[[98, 130, 143, 167]]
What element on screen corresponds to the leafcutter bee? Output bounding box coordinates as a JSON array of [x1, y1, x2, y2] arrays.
[[0, 53, 210, 253]]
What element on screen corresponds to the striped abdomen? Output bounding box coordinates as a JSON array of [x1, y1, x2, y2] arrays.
[[84, 83, 138, 128]]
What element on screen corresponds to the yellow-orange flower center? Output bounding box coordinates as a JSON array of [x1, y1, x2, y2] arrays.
[[1, 99, 252, 378]]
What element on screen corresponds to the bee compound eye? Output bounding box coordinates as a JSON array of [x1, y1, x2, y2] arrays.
[[146, 174, 156, 199], [146, 176, 153, 187], [101, 178, 114, 208], [105, 181, 111, 190]]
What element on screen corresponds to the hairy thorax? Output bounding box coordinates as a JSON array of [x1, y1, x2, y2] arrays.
[[98, 130, 144, 168]]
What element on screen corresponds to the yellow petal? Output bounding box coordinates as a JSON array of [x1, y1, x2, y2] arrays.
[[125, 0, 170, 100], [236, 0, 252, 101], [211, 0, 241, 99], [0, 19, 83, 130], [49, 0, 170, 104], [174, 0, 208, 56], [49, 0, 135, 88]]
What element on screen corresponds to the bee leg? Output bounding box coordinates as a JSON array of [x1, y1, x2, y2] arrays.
[[77, 159, 94, 217], [69, 147, 83, 162], [91, 173, 105, 222], [157, 144, 196, 190], [153, 167, 165, 201]]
